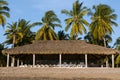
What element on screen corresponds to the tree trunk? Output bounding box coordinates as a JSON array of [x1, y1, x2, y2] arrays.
[[103, 37, 106, 47], [103, 37, 109, 67], [13, 34, 15, 48]]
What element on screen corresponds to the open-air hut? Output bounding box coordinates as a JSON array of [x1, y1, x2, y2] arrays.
[[2, 40, 118, 68]]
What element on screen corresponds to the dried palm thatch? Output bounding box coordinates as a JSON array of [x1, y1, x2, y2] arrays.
[[2, 40, 118, 55]]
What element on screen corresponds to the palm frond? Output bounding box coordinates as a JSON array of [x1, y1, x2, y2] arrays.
[[79, 19, 89, 26], [61, 9, 72, 16], [79, 10, 88, 17], [2, 6, 10, 11], [50, 17, 61, 23], [0, 15, 6, 26], [50, 23, 62, 29], [0, 11, 10, 17], [30, 22, 42, 28], [0, 1, 8, 5], [110, 21, 118, 26]]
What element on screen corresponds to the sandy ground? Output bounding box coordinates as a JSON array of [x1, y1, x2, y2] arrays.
[[0, 67, 120, 80]]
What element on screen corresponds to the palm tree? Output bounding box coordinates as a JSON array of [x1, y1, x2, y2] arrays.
[[89, 4, 118, 47], [61, 0, 89, 38], [35, 10, 61, 40], [57, 30, 69, 40], [5, 19, 39, 47], [0, 0, 10, 27], [84, 32, 112, 47], [16, 19, 40, 46], [5, 22, 22, 47], [114, 37, 120, 50]]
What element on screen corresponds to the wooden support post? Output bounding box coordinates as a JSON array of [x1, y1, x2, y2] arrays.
[[17, 59, 19, 67], [7, 54, 9, 67], [106, 56, 109, 68], [33, 54, 35, 67], [59, 54, 62, 67], [21, 61, 23, 65], [11, 57, 15, 67], [112, 54, 114, 68], [85, 54, 88, 68]]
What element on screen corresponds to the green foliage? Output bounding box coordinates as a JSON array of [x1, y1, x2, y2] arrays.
[[84, 32, 112, 47], [36, 26, 58, 40], [115, 55, 120, 67], [68, 35, 81, 40], [0, 44, 6, 67], [5, 22, 23, 47], [89, 4, 118, 41], [35, 10, 61, 40], [0, 0, 10, 27], [62, 0, 89, 37], [114, 37, 120, 50], [4, 19, 39, 47], [57, 30, 69, 40]]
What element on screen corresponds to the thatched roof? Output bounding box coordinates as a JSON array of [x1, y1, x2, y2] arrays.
[[2, 40, 118, 55]]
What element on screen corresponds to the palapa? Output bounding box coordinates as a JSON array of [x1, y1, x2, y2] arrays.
[[2, 40, 118, 55]]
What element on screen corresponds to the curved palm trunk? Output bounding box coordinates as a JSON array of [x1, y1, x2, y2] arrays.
[[103, 37, 109, 67], [13, 34, 15, 48], [12, 34, 16, 67], [103, 37, 106, 47]]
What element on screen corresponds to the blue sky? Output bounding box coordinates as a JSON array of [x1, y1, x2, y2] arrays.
[[0, 0, 120, 47]]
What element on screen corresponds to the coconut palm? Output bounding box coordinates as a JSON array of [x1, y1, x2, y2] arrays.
[[15, 19, 40, 46], [57, 30, 69, 40], [61, 0, 89, 38], [35, 10, 61, 40], [114, 37, 120, 50], [5, 19, 40, 47], [4, 22, 22, 47], [84, 32, 112, 47], [0, 0, 10, 27], [89, 4, 118, 47]]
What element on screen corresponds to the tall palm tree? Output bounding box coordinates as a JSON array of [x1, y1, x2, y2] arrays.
[[61, 0, 89, 38], [0, 0, 10, 27], [5, 22, 22, 47], [35, 10, 61, 40], [89, 4, 118, 47], [16, 19, 40, 46], [5, 19, 39, 47]]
